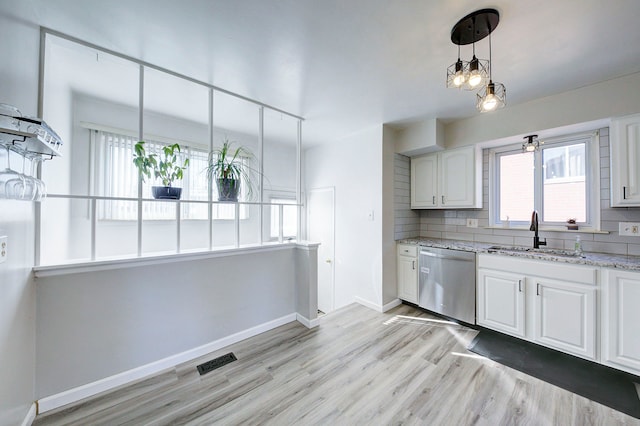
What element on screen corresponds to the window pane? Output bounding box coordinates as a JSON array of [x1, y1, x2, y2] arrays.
[[543, 143, 586, 222], [269, 198, 297, 239], [499, 152, 534, 222]]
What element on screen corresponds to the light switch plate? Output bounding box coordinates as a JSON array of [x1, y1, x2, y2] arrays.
[[0, 236, 7, 264], [466, 218, 478, 228], [619, 222, 640, 236]]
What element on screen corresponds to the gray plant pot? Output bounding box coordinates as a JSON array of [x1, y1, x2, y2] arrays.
[[152, 186, 182, 200], [216, 178, 239, 202]]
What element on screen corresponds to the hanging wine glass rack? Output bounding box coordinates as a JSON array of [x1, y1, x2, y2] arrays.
[[0, 120, 63, 160]]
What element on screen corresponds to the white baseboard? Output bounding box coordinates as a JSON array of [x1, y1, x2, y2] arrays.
[[354, 296, 382, 312], [20, 402, 37, 426], [37, 313, 297, 413], [296, 313, 320, 328], [354, 297, 402, 313]]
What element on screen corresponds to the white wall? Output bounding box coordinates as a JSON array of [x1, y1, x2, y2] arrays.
[[0, 13, 39, 426], [445, 71, 640, 148], [304, 125, 385, 309], [35, 247, 299, 398]]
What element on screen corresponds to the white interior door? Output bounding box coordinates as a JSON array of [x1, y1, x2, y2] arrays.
[[308, 187, 335, 313]]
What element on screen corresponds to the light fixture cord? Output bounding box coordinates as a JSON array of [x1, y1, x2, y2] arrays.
[[489, 32, 493, 80], [472, 17, 476, 57]]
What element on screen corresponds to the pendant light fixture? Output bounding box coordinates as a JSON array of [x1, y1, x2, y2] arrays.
[[447, 9, 505, 112], [446, 44, 469, 88], [476, 31, 506, 112], [522, 135, 542, 152]]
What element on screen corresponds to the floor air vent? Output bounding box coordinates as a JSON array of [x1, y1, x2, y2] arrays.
[[197, 352, 237, 375]]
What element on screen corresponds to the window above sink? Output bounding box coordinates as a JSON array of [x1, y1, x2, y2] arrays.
[[488, 131, 601, 231]]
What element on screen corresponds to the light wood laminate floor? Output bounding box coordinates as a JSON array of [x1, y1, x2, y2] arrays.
[[34, 303, 640, 425]]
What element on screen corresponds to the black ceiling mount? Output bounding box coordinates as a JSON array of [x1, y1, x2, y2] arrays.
[[451, 9, 500, 46]]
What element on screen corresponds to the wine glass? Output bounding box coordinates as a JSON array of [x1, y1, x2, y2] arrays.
[[27, 154, 46, 201], [0, 145, 25, 199], [4, 150, 27, 199]]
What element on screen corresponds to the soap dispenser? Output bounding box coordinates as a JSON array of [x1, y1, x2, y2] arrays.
[[574, 236, 583, 257]]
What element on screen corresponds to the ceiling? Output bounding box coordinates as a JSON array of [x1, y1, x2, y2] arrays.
[[5, 0, 640, 146]]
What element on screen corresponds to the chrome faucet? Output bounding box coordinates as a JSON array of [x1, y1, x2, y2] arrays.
[[530, 210, 547, 249]]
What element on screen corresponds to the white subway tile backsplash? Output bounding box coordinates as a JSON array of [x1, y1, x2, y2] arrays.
[[472, 234, 515, 245], [422, 230, 443, 239], [574, 240, 628, 255], [442, 231, 476, 241], [627, 244, 640, 256]]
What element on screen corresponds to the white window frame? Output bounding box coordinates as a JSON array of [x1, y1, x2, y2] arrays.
[[489, 131, 600, 230], [91, 129, 249, 221], [267, 193, 297, 240]]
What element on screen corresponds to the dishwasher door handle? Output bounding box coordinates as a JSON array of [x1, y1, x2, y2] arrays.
[[419, 251, 474, 262]]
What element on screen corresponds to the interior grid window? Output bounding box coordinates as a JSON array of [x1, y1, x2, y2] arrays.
[[95, 130, 248, 221], [491, 132, 597, 228], [269, 197, 297, 239]]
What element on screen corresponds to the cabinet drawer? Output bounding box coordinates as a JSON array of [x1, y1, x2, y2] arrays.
[[478, 254, 597, 285], [397, 244, 417, 257]]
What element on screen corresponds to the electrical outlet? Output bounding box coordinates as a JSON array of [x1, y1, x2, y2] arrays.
[[466, 218, 478, 228], [619, 222, 640, 236], [0, 236, 7, 264]]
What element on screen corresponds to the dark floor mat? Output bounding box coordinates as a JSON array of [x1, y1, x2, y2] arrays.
[[468, 329, 640, 419]]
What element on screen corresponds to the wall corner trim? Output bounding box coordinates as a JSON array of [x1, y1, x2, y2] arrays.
[[36, 313, 297, 413], [20, 402, 37, 426], [296, 313, 320, 328], [354, 297, 402, 313], [382, 299, 402, 312]]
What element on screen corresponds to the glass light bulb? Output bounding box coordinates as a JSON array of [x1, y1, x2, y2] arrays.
[[453, 70, 465, 86], [525, 143, 536, 152], [482, 94, 497, 111], [468, 72, 482, 88]]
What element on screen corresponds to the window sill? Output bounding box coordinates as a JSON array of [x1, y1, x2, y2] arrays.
[[485, 226, 609, 234], [33, 241, 319, 278]]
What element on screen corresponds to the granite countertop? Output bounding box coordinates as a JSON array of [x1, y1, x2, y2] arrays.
[[398, 237, 640, 272]]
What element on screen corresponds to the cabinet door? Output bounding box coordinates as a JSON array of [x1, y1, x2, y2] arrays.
[[602, 270, 640, 375], [439, 147, 477, 208], [611, 114, 640, 206], [411, 155, 438, 208], [533, 278, 596, 360], [397, 255, 418, 303], [477, 269, 526, 338]]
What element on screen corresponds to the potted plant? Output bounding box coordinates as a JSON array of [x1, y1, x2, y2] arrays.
[[133, 141, 189, 199], [566, 218, 579, 230], [207, 138, 256, 202]]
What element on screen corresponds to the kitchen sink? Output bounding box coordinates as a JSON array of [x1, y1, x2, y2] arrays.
[[487, 246, 581, 258]]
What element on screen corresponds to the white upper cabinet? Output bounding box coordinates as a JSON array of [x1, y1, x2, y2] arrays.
[[411, 155, 438, 208], [611, 113, 640, 206], [411, 146, 481, 209]]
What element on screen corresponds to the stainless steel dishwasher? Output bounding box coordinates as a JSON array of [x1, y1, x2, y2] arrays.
[[418, 247, 476, 324]]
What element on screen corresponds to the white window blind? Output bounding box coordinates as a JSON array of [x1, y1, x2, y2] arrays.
[[95, 130, 248, 221]]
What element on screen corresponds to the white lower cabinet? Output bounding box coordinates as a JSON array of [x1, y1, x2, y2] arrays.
[[601, 269, 640, 376], [477, 254, 598, 361], [532, 277, 596, 360], [397, 244, 418, 304], [477, 269, 526, 338]]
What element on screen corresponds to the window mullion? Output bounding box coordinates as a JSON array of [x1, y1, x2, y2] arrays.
[[534, 149, 544, 221]]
